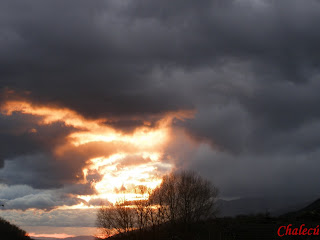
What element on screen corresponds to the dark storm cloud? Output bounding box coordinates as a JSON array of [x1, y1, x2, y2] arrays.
[[178, 144, 320, 200], [1, 0, 319, 120], [1, 151, 98, 190], [1, 154, 81, 189], [181, 72, 320, 155], [0, 112, 75, 159], [1, 0, 320, 200], [0, 111, 132, 191], [0, 112, 79, 188], [0, 111, 85, 190]]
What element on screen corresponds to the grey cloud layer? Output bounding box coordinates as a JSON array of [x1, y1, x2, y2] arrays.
[[0, 184, 87, 210], [1, 0, 320, 205], [1, 208, 97, 228]]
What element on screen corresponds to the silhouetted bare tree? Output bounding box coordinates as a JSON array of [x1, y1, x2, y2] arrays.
[[133, 186, 152, 232], [96, 171, 219, 238], [151, 171, 219, 225], [96, 199, 135, 238]]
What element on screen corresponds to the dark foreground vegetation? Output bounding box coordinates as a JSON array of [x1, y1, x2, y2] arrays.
[[97, 200, 320, 240], [0, 217, 33, 240], [96, 172, 320, 240]]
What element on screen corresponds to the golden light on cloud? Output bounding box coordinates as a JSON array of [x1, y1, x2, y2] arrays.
[[83, 153, 167, 204], [1, 101, 103, 129], [1, 100, 193, 207], [76, 118, 173, 204]]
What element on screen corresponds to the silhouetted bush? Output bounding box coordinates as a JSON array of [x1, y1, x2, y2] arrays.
[[0, 217, 33, 240]]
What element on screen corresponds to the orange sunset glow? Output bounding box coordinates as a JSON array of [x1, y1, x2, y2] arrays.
[[28, 233, 75, 239], [1, 100, 193, 206]]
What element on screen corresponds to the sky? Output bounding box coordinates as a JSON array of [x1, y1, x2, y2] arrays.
[[1, 0, 320, 238]]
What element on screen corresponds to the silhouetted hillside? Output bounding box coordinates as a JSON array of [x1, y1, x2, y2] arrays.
[[0, 217, 33, 240], [98, 198, 320, 240], [217, 196, 313, 217], [281, 198, 320, 221], [98, 216, 279, 240]]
